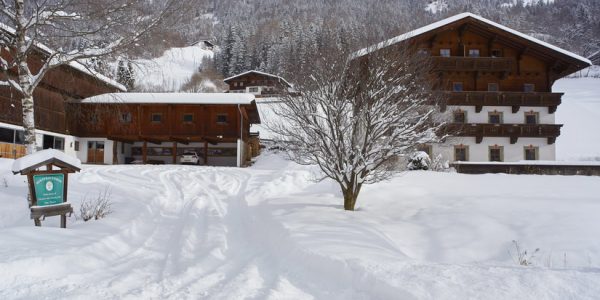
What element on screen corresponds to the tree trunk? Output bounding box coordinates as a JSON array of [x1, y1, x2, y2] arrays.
[[342, 183, 362, 211], [16, 0, 37, 154], [21, 95, 36, 154]]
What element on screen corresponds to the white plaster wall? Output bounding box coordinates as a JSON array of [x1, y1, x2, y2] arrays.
[[75, 138, 114, 165], [432, 136, 556, 162], [449, 105, 555, 124]]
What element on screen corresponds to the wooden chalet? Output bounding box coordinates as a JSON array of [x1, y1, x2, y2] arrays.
[[68, 93, 261, 167], [224, 70, 293, 97], [355, 12, 591, 163], [0, 24, 125, 159]]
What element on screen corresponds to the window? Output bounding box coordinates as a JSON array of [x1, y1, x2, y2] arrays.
[[248, 87, 259, 93], [417, 144, 432, 158], [488, 83, 499, 92], [0, 127, 14, 143], [489, 146, 503, 162], [418, 48, 430, 56], [216, 114, 228, 124], [454, 145, 469, 161], [524, 146, 539, 160], [524, 84, 535, 92], [54, 137, 64, 150], [233, 82, 238, 87], [440, 49, 451, 57], [183, 114, 194, 123], [468, 49, 480, 57], [491, 49, 503, 57], [489, 111, 503, 124], [119, 112, 132, 123], [74, 141, 80, 151], [42, 135, 64, 150], [239, 81, 244, 87], [453, 82, 463, 92], [453, 110, 466, 123], [151, 113, 162, 123], [525, 112, 539, 124]]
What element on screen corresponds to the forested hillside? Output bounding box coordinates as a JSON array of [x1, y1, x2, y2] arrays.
[[209, 0, 599, 79], [18, 0, 594, 91]]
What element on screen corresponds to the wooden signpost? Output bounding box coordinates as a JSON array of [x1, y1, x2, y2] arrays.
[[12, 149, 81, 228]]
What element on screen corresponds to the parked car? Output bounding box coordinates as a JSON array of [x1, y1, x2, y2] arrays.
[[180, 151, 201, 165]]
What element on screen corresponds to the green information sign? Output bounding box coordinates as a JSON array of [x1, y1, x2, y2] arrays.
[[33, 174, 65, 206]]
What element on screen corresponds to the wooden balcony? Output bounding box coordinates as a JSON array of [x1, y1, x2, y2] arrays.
[[432, 56, 515, 73], [443, 123, 562, 144], [437, 91, 563, 113]]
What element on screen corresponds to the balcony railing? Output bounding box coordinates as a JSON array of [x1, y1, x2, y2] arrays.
[[436, 91, 563, 113], [432, 56, 515, 72], [443, 123, 562, 144]]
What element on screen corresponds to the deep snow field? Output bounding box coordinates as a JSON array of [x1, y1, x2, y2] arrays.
[[1, 151, 600, 299]]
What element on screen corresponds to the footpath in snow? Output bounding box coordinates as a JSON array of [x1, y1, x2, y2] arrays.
[[1, 152, 600, 299]]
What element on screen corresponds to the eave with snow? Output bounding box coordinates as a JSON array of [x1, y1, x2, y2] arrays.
[[356, 12, 591, 164]]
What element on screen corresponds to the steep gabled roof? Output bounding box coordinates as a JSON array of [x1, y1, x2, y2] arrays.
[[354, 12, 591, 68], [224, 70, 292, 87]]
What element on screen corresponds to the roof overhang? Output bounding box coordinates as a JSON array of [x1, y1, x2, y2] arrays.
[[354, 13, 591, 77]]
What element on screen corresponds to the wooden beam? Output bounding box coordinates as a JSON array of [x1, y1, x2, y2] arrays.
[[172, 142, 177, 164], [142, 141, 147, 164], [112, 141, 118, 164], [204, 141, 208, 165]]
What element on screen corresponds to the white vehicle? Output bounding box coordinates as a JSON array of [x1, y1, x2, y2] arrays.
[[180, 151, 201, 165]]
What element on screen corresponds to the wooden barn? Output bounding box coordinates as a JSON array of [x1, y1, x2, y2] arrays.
[[0, 24, 125, 159], [355, 12, 591, 163], [67, 93, 261, 167]]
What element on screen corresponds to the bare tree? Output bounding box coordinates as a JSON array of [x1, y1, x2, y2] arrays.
[[269, 45, 445, 211], [0, 0, 184, 154]]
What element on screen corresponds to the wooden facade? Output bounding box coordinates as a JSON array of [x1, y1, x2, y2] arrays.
[[69, 102, 259, 143]]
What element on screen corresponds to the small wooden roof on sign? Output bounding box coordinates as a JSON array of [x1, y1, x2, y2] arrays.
[[12, 149, 82, 175]]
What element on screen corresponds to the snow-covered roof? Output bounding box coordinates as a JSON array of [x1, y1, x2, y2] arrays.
[[0, 22, 126, 91], [224, 70, 292, 87], [354, 12, 592, 66], [76, 93, 256, 105], [12, 149, 82, 174]]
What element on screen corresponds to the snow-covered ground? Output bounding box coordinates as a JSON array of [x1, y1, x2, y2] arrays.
[[132, 44, 214, 92], [1, 151, 600, 299], [555, 77, 600, 161]]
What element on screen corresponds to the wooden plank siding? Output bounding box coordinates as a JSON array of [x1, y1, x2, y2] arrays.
[[68, 103, 254, 143]]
